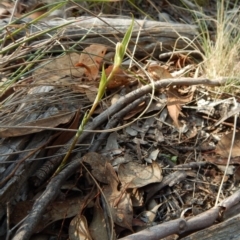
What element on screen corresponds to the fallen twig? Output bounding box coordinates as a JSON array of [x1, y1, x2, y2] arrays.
[[89, 95, 149, 152], [12, 153, 85, 240]]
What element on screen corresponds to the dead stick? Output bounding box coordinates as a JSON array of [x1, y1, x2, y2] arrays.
[[12, 154, 85, 240], [89, 95, 148, 152]]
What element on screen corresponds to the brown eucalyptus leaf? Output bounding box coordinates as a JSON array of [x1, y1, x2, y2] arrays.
[[0, 111, 75, 137], [167, 99, 181, 128], [33, 53, 84, 83], [118, 161, 163, 189], [75, 44, 107, 80]]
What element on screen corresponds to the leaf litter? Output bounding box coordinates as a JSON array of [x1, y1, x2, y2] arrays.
[[3, 53, 239, 238], [1, 2, 240, 240]]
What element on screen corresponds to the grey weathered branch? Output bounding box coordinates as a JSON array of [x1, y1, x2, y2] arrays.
[[1, 17, 199, 59], [120, 189, 240, 240]]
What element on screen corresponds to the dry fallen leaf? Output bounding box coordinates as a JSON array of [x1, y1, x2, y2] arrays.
[[59, 82, 98, 103], [147, 63, 173, 80], [33, 53, 84, 83], [0, 110, 75, 137], [131, 188, 144, 207], [11, 196, 91, 232], [216, 131, 240, 158], [89, 197, 111, 240], [167, 86, 182, 128], [118, 161, 163, 189], [69, 214, 92, 240], [123, 101, 146, 120], [167, 86, 195, 128], [140, 203, 163, 223], [146, 63, 195, 128], [0, 79, 86, 137], [83, 152, 110, 184], [203, 154, 240, 165], [75, 44, 107, 80], [103, 163, 133, 230]]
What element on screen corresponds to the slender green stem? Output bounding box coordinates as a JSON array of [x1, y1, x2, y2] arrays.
[[53, 17, 134, 176]]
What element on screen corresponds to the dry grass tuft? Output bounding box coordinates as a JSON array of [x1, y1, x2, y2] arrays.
[[197, 1, 240, 81]]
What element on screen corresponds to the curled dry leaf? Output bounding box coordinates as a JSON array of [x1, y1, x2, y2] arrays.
[[69, 214, 92, 240], [205, 131, 240, 165], [167, 87, 182, 128], [118, 161, 163, 189], [140, 203, 163, 223], [171, 53, 194, 69], [167, 86, 195, 128], [146, 63, 195, 128], [103, 163, 133, 230], [75, 44, 107, 80]]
